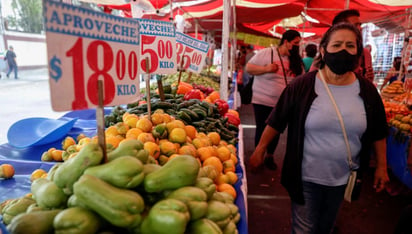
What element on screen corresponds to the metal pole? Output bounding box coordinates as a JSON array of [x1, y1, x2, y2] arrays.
[[220, 0, 230, 101]]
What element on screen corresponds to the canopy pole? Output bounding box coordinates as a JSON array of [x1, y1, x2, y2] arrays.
[[232, 0, 238, 109], [220, 0, 230, 101]]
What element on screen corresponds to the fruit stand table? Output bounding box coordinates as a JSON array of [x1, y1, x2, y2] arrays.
[[0, 109, 248, 234]]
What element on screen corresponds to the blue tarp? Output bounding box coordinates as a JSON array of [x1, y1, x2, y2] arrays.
[[0, 108, 248, 234]]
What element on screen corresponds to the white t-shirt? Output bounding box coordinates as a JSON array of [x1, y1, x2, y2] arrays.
[[249, 46, 293, 107]]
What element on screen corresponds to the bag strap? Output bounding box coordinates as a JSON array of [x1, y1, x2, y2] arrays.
[[276, 48, 288, 85], [318, 70, 354, 170]]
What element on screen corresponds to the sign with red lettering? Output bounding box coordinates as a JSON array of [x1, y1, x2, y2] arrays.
[[176, 32, 210, 73], [137, 19, 176, 74], [44, 0, 140, 111]]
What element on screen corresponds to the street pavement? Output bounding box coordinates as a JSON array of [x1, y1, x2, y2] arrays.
[[0, 68, 65, 145]]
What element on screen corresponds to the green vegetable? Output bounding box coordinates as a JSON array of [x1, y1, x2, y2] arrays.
[[205, 200, 232, 229], [166, 186, 208, 220], [53, 142, 103, 195], [195, 177, 217, 200], [53, 207, 103, 234], [226, 203, 241, 224], [143, 163, 162, 176], [186, 218, 223, 234], [73, 174, 144, 228], [46, 162, 63, 181], [222, 221, 238, 234], [6, 209, 61, 234], [144, 155, 200, 193], [141, 198, 190, 234], [1, 196, 36, 225], [31, 178, 68, 209], [107, 139, 144, 162], [84, 156, 144, 189]]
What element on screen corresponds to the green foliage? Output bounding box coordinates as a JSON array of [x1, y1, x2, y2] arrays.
[[6, 0, 43, 33]]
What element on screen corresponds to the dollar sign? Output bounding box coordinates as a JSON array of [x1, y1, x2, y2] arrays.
[[49, 55, 62, 82]]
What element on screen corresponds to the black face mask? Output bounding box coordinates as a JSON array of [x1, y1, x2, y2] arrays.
[[323, 49, 358, 75], [289, 45, 299, 55]]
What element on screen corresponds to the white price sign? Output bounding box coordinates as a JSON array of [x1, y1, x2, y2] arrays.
[[137, 19, 176, 74], [176, 32, 210, 73], [44, 0, 140, 111]]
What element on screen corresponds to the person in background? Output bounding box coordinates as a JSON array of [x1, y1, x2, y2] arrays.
[[302, 44, 317, 72], [380, 56, 405, 91], [246, 30, 304, 171], [5, 45, 18, 79], [242, 45, 255, 86], [311, 9, 375, 83], [249, 23, 389, 233]]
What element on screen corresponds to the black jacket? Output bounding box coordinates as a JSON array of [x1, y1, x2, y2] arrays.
[[266, 70, 389, 204]]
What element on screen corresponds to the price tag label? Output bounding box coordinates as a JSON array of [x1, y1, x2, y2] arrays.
[[176, 32, 210, 73], [137, 19, 176, 74], [44, 0, 140, 111]]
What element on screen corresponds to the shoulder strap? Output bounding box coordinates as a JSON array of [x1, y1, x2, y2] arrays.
[[318, 70, 353, 170], [276, 48, 288, 85]]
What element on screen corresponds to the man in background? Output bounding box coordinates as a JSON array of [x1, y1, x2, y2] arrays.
[[5, 45, 18, 79], [310, 9, 375, 83]]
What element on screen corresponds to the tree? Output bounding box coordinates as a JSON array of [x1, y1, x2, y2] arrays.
[[5, 0, 43, 33]]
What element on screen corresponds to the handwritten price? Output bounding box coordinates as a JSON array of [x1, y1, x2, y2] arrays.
[[176, 42, 203, 71], [51, 38, 139, 110], [140, 35, 175, 73]]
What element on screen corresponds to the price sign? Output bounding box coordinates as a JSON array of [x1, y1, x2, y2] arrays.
[[176, 32, 210, 73], [44, 0, 140, 111], [137, 19, 176, 74]]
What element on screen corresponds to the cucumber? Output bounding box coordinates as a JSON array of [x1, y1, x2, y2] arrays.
[[191, 108, 208, 119], [177, 111, 192, 123], [181, 108, 200, 121]]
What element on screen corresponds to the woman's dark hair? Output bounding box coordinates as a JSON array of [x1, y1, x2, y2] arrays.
[[394, 56, 402, 71], [316, 23, 363, 69], [305, 44, 317, 58], [280, 29, 303, 76]]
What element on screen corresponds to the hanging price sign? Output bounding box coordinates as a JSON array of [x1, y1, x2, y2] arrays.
[[176, 32, 210, 73], [137, 19, 176, 74], [44, 0, 140, 111]]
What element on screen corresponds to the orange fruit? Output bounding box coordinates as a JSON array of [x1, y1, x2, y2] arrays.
[[152, 123, 168, 139], [168, 154, 181, 161], [162, 114, 173, 123], [201, 165, 218, 180], [178, 144, 197, 157], [151, 113, 164, 125], [144, 142, 161, 159], [226, 171, 238, 185], [136, 117, 153, 133], [137, 132, 155, 143], [230, 153, 238, 165], [214, 173, 230, 185], [61, 136, 76, 150], [159, 140, 178, 156], [76, 137, 91, 151], [184, 125, 198, 140], [51, 149, 64, 162], [197, 146, 216, 161], [30, 169, 47, 182], [106, 135, 123, 148], [217, 183, 237, 199], [227, 144, 237, 154], [168, 128, 187, 144], [203, 156, 223, 174], [126, 128, 143, 139], [0, 164, 15, 179], [166, 120, 185, 133], [222, 159, 236, 173], [227, 109, 239, 118], [207, 132, 221, 146], [123, 114, 139, 128], [105, 125, 119, 136], [122, 112, 130, 122], [216, 146, 231, 161]]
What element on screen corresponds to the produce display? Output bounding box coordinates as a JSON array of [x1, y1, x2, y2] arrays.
[[0, 76, 243, 234], [381, 80, 405, 100]]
